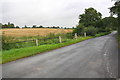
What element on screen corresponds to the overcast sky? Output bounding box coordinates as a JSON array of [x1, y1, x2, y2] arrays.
[[1, 0, 114, 28]]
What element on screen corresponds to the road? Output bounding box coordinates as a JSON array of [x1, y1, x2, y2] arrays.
[[2, 32, 118, 78]]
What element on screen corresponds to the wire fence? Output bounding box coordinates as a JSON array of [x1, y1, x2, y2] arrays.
[[3, 33, 86, 50], [5, 37, 60, 50]]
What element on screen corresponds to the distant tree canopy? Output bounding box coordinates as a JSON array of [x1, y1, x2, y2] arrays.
[[74, 7, 118, 36], [32, 25, 37, 28], [24, 25, 27, 28], [39, 25, 44, 28], [2, 22, 15, 28], [16, 26, 19, 28], [1, 22, 71, 29]]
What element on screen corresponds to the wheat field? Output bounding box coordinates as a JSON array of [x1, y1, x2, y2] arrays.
[[1, 28, 73, 37]]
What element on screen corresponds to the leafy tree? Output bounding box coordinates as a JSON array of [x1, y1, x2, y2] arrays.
[[102, 17, 118, 30], [83, 26, 98, 36], [16, 26, 19, 28], [52, 26, 56, 28], [24, 25, 27, 28], [39, 25, 43, 28], [64, 27, 67, 29], [79, 7, 102, 27], [72, 27, 75, 29], [57, 26, 60, 29], [7, 22, 15, 28], [110, 1, 120, 33], [73, 24, 85, 35], [61, 27, 63, 29], [2, 22, 15, 28], [2, 24, 8, 28], [10, 23, 15, 28], [32, 25, 37, 28], [74, 8, 102, 36]]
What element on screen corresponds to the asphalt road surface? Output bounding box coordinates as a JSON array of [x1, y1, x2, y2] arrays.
[[2, 32, 118, 78]]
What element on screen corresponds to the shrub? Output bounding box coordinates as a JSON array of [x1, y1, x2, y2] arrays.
[[2, 36, 18, 50], [73, 24, 84, 35], [83, 26, 98, 36]]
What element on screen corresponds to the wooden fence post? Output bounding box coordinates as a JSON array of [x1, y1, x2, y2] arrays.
[[59, 36, 62, 43], [36, 39, 38, 46], [84, 32, 86, 37], [3, 31, 5, 35], [75, 33, 77, 40]]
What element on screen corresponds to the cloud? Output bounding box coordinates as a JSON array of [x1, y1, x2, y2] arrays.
[[2, 0, 114, 27]]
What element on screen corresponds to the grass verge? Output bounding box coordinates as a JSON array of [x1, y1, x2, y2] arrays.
[[1, 37, 92, 64]]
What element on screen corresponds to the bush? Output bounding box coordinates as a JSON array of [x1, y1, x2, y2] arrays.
[[2, 36, 18, 50], [83, 26, 98, 36], [73, 24, 84, 35], [105, 27, 112, 32]]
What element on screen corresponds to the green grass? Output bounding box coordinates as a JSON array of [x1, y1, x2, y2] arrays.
[[1, 37, 92, 64], [94, 32, 111, 37]]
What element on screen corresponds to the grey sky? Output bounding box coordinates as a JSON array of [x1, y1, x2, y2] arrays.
[[1, 0, 114, 28]]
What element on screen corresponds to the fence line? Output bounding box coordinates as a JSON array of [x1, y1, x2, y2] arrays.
[[15, 37, 59, 44], [3, 33, 80, 50]]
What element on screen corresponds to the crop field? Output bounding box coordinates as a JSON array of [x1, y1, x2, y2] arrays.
[[1, 28, 73, 37]]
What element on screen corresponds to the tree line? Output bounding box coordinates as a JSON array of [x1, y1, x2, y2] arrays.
[[1, 22, 74, 29]]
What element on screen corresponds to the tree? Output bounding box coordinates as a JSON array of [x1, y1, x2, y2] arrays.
[[74, 8, 102, 36], [24, 25, 27, 28], [57, 26, 60, 29], [83, 26, 98, 36], [102, 17, 118, 30], [64, 27, 67, 29], [73, 24, 85, 35], [2, 24, 8, 28], [32, 25, 37, 28], [7, 22, 15, 28], [110, 1, 120, 34], [39, 25, 43, 28], [61, 27, 63, 29], [10, 23, 15, 28], [16, 26, 19, 28], [52, 26, 57, 29], [2, 22, 15, 28], [72, 27, 75, 29], [79, 7, 102, 27]]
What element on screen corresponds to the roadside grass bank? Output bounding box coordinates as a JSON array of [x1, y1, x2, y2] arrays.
[[94, 32, 111, 37], [1, 37, 92, 64]]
